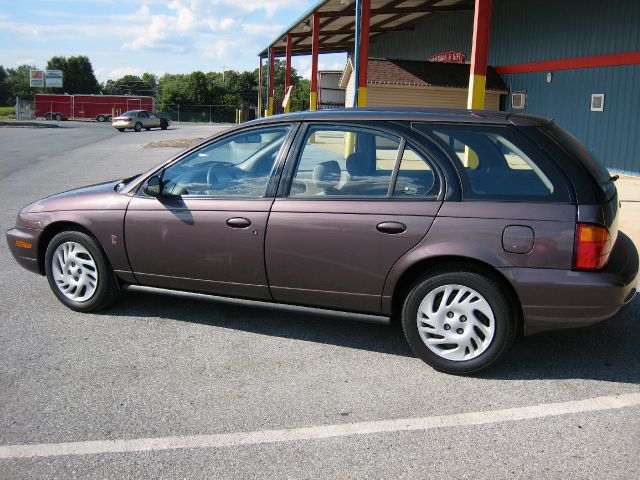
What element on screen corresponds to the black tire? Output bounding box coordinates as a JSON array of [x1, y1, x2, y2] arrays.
[[44, 113, 53, 121], [117, 128, 125, 132], [160, 120, 168, 130], [107, 115, 113, 122], [134, 122, 142, 132], [145, 127, 151, 131], [96, 115, 105, 122], [401, 269, 516, 375], [53, 113, 62, 121], [44, 231, 119, 312]]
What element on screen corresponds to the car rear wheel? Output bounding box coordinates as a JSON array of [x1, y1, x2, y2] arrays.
[[160, 120, 168, 130], [134, 122, 142, 132], [44, 231, 119, 312], [44, 113, 52, 120], [117, 128, 125, 132], [96, 115, 105, 122], [53, 113, 62, 121], [145, 127, 151, 131], [401, 269, 516, 374]]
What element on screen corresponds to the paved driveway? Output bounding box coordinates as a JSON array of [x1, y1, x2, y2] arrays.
[[0, 122, 638, 479]]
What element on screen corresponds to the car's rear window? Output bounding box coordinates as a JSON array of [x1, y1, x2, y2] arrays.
[[412, 123, 570, 203], [543, 124, 616, 200]]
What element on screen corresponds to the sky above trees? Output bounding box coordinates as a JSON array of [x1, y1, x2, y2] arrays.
[[0, 0, 346, 82]]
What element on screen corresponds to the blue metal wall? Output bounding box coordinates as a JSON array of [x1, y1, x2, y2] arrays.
[[369, 0, 640, 174]]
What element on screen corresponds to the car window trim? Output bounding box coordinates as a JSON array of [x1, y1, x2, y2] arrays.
[[387, 138, 406, 197]]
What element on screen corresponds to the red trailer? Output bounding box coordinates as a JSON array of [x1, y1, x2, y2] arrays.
[[34, 94, 155, 122]]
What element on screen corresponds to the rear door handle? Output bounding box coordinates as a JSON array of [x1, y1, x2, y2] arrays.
[[226, 217, 252, 228], [377, 221, 406, 234]]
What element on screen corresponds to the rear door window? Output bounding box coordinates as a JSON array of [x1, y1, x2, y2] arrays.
[[290, 126, 400, 197], [393, 146, 437, 197], [413, 123, 570, 202]]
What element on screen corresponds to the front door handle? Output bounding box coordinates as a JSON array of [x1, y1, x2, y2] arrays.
[[226, 217, 252, 228], [377, 221, 406, 234]]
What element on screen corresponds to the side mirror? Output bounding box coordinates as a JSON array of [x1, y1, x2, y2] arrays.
[[143, 175, 163, 197]]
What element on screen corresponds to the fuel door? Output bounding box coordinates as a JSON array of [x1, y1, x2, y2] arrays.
[[502, 225, 535, 254]]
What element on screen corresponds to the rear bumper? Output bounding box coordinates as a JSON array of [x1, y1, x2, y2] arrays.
[[500, 231, 638, 335], [112, 121, 134, 128], [6, 227, 43, 275]]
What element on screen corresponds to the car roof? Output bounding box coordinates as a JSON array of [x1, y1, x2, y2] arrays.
[[245, 107, 552, 127]]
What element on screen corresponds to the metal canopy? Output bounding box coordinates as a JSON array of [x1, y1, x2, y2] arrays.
[[258, 0, 474, 58]]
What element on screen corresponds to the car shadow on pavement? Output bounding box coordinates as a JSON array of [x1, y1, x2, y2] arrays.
[[107, 292, 640, 384]]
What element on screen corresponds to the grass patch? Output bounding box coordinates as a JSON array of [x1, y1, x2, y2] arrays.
[[0, 106, 16, 116]]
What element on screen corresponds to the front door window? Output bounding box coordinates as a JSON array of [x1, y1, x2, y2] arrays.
[[157, 126, 290, 197]]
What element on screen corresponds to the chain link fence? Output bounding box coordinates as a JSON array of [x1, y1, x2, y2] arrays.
[[15, 99, 35, 120], [156, 104, 259, 124]]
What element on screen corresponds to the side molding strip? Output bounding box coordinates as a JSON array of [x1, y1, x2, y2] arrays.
[[121, 284, 391, 325]]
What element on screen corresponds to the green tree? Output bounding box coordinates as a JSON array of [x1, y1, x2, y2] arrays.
[[102, 74, 155, 96], [156, 73, 190, 106], [46, 55, 99, 94], [185, 71, 212, 105], [0, 66, 10, 105], [6, 65, 35, 100], [255, 60, 309, 112]]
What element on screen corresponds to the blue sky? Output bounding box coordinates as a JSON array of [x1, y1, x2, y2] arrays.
[[0, 0, 346, 81]]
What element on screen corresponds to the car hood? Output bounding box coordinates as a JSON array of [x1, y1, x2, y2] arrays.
[[21, 180, 132, 213]]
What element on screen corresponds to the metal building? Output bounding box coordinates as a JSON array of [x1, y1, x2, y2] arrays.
[[260, 0, 640, 174]]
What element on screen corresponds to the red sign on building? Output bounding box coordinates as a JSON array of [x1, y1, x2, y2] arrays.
[[427, 51, 466, 63]]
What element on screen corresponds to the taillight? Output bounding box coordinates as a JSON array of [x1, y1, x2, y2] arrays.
[[573, 223, 611, 270]]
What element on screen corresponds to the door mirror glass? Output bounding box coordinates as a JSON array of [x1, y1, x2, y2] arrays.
[[143, 175, 163, 197]]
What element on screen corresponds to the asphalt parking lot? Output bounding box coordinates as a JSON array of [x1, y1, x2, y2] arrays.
[[0, 121, 638, 479]]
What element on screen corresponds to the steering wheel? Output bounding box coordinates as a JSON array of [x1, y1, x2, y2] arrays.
[[206, 164, 238, 190], [206, 166, 218, 189]]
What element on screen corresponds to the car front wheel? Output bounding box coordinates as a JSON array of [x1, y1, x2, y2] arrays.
[[134, 122, 142, 132], [44, 231, 119, 312], [401, 269, 516, 374]]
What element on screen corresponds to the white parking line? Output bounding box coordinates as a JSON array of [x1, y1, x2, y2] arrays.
[[1, 392, 638, 460]]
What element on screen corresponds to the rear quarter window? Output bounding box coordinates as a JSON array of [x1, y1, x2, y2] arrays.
[[412, 123, 570, 203], [542, 124, 616, 201]]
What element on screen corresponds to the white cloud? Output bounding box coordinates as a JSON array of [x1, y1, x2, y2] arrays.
[[223, 0, 301, 19], [106, 67, 143, 79]]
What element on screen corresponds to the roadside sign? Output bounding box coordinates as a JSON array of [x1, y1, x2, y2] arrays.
[[45, 70, 64, 88], [29, 70, 44, 88], [427, 51, 466, 63]]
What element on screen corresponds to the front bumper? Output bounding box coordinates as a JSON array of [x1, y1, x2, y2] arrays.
[[6, 227, 44, 275], [500, 231, 639, 335]]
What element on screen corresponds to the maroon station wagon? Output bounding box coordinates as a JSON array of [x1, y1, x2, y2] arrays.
[[7, 109, 639, 374]]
